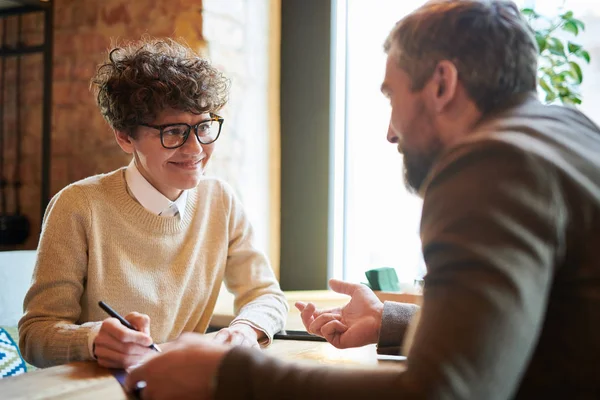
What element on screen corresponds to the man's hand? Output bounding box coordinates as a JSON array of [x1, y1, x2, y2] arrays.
[[125, 333, 230, 400], [213, 323, 261, 348], [295, 279, 384, 349], [93, 312, 155, 369]]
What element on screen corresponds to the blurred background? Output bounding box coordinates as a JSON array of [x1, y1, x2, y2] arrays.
[[0, 0, 598, 290]]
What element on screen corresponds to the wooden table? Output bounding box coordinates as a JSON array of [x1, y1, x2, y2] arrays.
[[0, 339, 405, 399], [2, 289, 416, 399]]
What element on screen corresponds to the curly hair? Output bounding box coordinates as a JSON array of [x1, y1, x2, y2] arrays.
[[90, 37, 230, 136]]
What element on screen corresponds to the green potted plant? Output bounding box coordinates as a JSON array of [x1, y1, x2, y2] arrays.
[[522, 7, 591, 105]]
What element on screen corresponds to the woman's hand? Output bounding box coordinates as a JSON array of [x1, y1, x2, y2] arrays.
[[212, 323, 261, 348], [93, 312, 155, 368]]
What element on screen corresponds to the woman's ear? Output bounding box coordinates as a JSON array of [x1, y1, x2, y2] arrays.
[[114, 129, 135, 154]]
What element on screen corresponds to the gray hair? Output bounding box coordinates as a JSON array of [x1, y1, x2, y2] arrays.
[[384, 0, 538, 114]]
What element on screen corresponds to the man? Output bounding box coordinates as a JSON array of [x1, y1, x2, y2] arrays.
[[126, 1, 600, 398]]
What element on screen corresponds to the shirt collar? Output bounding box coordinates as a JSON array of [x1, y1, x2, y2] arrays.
[[125, 161, 187, 217]]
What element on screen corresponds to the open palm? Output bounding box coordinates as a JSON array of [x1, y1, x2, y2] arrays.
[[296, 279, 384, 349]]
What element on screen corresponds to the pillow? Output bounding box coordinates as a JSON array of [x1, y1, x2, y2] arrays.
[[0, 250, 37, 327], [0, 326, 32, 378]]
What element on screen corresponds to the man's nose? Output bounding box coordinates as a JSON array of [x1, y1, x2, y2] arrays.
[[387, 123, 398, 144]]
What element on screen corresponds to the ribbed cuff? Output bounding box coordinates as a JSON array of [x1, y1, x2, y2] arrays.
[[233, 304, 285, 347], [376, 301, 420, 355], [230, 319, 271, 347], [87, 323, 102, 359]]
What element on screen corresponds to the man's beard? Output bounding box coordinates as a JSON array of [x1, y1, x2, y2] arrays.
[[401, 140, 443, 194]]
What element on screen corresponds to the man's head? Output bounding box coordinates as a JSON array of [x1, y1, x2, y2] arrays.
[[91, 38, 230, 200], [381, 0, 538, 192]]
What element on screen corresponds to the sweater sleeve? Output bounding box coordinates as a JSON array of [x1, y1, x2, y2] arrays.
[[213, 140, 567, 399], [18, 185, 101, 368], [219, 181, 288, 344], [376, 301, 420, 355]]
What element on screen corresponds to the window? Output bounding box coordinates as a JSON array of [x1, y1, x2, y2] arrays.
[[330, 0, 431, 288], [330, 0, 598, 287]]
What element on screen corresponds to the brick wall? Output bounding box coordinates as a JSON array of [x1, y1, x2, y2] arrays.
[[1, 0, 207, 250]]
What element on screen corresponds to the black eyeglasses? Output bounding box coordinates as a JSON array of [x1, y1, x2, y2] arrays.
[[140, 113, 224, 149]]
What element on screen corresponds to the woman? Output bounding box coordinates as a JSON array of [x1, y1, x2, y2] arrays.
[[19, 38, 288, 369]]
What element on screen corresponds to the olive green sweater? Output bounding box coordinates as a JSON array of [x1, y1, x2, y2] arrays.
[[216, 95, 600, 399]]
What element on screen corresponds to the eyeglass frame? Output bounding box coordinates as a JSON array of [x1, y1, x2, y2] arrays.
[[139, 112, 225, 149]]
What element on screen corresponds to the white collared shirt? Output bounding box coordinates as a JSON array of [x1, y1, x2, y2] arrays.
[[125, 161, 188, 218]]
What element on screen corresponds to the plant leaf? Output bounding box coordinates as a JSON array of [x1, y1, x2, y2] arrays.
[[521, 8, 538, 18], [559, 69, 575, 83], [535, 33, 547, 53], [573, 19, 586, 31], [546, 37, 566, 57], [576, 50, 591, 63], [538, 77, 553, 95], [561, 11, 574, 19], [562, 21, 579, 35], [569, 61, 583, 84], [558, 85, 570, 96], [529, 9, 587, 106], [560, 95, 577, 106], [552, 73, 566, 84], [567, 42, 582, 53]]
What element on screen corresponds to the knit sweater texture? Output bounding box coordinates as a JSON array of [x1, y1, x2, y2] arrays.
[[19, 169, 288, 367]]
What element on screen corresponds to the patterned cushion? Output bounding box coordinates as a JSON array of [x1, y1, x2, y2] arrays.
[[0, 327, 27, 378]]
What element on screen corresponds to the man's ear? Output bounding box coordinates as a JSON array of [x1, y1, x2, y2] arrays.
[[114, 129, 135, 154], [428, 60, 458, 112]]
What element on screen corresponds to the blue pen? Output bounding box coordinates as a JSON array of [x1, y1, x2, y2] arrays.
[[98, 301, 162, 352]]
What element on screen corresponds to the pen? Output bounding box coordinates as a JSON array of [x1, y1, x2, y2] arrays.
[[98, 301, 162, 352]]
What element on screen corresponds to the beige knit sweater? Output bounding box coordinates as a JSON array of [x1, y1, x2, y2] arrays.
[[19, 169, 288, 368]]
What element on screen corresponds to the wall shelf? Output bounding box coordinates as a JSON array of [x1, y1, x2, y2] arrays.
[[0, 0, 53, 225], [0, 0, 50, 17], [0, 44, 44, 56]]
